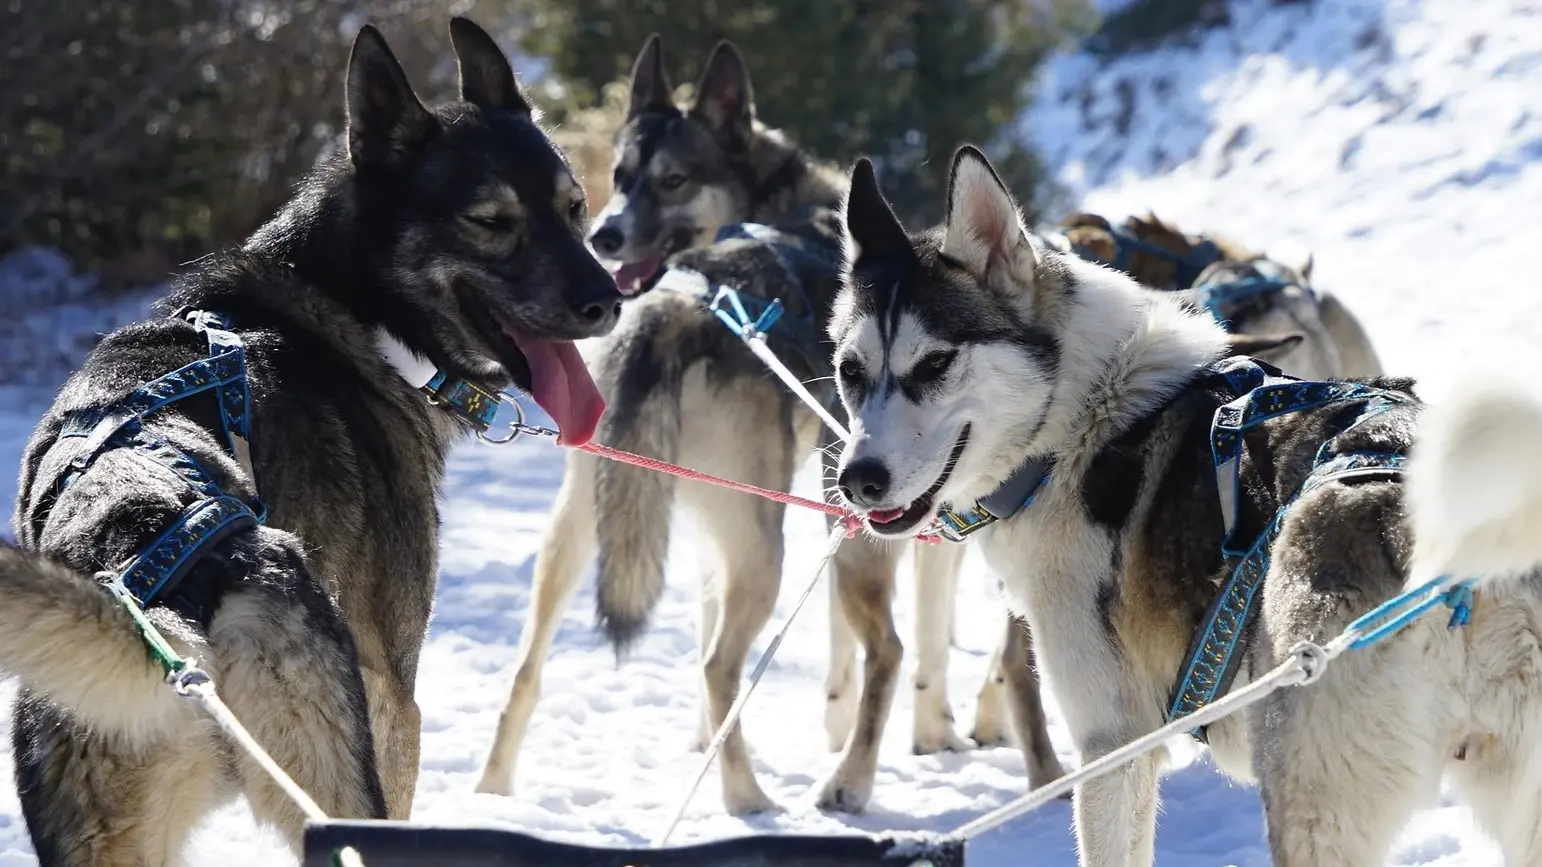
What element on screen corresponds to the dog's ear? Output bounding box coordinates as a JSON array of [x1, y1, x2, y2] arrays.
[[1297, 251, 1315, 283], [690, 40, 754, 151], [942, 145, 1037, 291], [450, 17, 531, 115], [626, 34, 674, 119], [1225, 331, 1305, 357], [844, 158, 913, 266], [346, 25, 436, 172]]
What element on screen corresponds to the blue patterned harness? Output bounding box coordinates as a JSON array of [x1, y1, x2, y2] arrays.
[[44, 310, 266, 606], [37, 309, 518, 611], [1044, 223, 1317, 332], [1166, 356, 1415, 739]]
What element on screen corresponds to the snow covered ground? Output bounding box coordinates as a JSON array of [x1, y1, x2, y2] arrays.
[[0, 0, 1538, 863]]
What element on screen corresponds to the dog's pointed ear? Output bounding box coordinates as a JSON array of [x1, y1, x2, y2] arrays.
[[844, 158, 912, 266], [690, 40, 754, 151], [942, 145, 1038, 290], [626, 34, 674, 119], [450, 17, 531, 115], [346, 25, 436, 172], [1297, 251, 1315, 283], [1225, 331, 1306, 357]]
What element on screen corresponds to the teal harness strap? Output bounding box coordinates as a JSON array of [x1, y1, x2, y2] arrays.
[[1167, 356, 1415, 739], [1190, 259, 1319, 332], [47, 310, 265, 608]]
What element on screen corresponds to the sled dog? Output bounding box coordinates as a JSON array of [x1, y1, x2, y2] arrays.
[[474, 34, 1064, 815], [828, 144, 1542, 865], [0, 19, 618, 863]]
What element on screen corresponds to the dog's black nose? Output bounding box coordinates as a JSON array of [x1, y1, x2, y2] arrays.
[[572, 278, 623, 332], [837, 458, 891, 508], [589, 225, 624, 258]]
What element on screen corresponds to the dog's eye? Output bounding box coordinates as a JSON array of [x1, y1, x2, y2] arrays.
[[568, 199, 586, 224], [838, 358, 863, 382], [465, 213, 513, 233], [660, 173, 688, 191], [912, 350, 956, 383]]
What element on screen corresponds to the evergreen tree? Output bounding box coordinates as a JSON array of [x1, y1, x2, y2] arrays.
[[519, 0, 1093, 224]]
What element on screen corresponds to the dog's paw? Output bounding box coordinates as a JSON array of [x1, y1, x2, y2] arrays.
[[912, 728, 974, 755], [968, 724, 1012, 749], [970, 679, 1012, 748], [723, 787, 783, 816], [815, 775, 873, 814], [473, 769, 515, 797], [823, 690, 857, 753]]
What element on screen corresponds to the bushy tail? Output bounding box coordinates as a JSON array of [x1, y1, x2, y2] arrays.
[[0, 545, 195, 735], [1406, 379, 1542, 589], [593, 325, 684, 656]]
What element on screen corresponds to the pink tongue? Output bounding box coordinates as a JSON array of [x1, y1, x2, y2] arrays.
[[506, 331, 606, 446], [868, 507, 906, 525], [610, 254, 663, 295]]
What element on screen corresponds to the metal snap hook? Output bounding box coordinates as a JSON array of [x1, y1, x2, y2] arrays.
[[476, 393, 528, 445], [476, 393, 561, 446]]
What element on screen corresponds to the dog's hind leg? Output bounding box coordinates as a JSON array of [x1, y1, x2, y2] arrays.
[[1450, 727, 1542, 865], [1251, 625, 1446, 866], [679, 399, 794, 813], [678, 369, 803, 814], [997, 616, 1067, 789], [823, 573, 859, 752], [1444, 597, 1542, 865], [970, 614, 1014, 747], [683, 487, 786, 813], [478, 452, 600, 792], [820, 446, 859, 753], [12, 694, 229, 867], [214, 537, 388, 848], [817, 535, 903, 813], [691, 572, 722, 752], [911, 539, 971, 754]]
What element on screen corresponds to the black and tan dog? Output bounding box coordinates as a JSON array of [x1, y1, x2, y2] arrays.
[[0, 18, 619, 864]]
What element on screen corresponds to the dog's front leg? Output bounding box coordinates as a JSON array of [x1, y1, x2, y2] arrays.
[[911, 539, 971, 754], [1035, 637, 1162, 867], [1072, 733, 1162, 867], [1010, 566, 1161, 867]]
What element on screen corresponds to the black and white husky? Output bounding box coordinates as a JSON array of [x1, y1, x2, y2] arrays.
[[827, 145, 1542, 865]]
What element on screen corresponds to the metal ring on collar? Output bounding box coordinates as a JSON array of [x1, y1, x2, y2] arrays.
[[476, 393, 528, 445], [476, 393, 562, 446]]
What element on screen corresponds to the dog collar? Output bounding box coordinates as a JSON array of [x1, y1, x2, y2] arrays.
[[934, 455, 1054, 542], [374, 329, 535, 444]]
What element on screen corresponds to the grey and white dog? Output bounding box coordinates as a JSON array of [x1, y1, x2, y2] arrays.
[[0, 19, 619, 864], [828, 145, 1542, 865], [474, 35, 1064, 815]]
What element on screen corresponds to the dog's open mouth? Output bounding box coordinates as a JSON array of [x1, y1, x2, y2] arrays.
[[607, 228, 696, 296], [459, 292, 606, 447], [864, 426, 971, 538]]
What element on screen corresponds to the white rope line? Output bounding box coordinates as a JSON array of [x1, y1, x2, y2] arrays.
[[174, 668, 366, 867], [739, 331, 852, 442], [952, 625, 1366, 841], [653, 523, 849, 847]]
